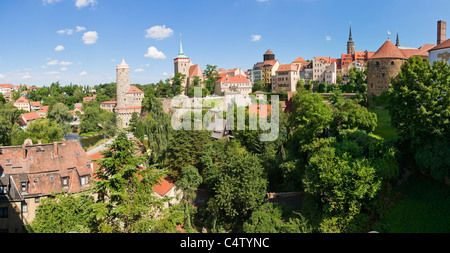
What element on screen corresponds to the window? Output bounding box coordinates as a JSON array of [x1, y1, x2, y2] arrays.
[[22, 202, 27, 213], [21, 182, 27, 192], [0, 185, 7, 195], [81, 175, 90, 186], [62, 177, 69, 187], [391, 61, 394, 65], [376, 62, 380, 67], [0, 207, 8, 218]]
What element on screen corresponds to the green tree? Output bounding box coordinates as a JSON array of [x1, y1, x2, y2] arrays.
[[0, 103, 22, 145], [203, 64, 219, 94], [202, 140, 267, 230], [176, 165, 203, 230], [164, 130, 211, 181], [172, 72, 186, 95], [92, 132, 168, 233], [388, 56, 450, 181], [47, 103, 73, 135], [29, 193, 96, 233], [26, 119, 64, 144], [331, 98, 377, 135], [252, 80, 266, 92]]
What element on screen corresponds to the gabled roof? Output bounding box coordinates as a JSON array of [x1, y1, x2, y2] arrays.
[[30, 101, 41, 107], [314, 57, 331, 63], [276, 64, 300, 72], [293, 56, 306, 63], [21, 112, 41, 122], [262, 60, 278, 67], [100, 101, 117, 104], [15, 96, 29, 103], [38, 105, 49, 113], [188, 64, 203, 78], [127, 85, 144, 94], [428, 39, 450, 51], [217, 74, 250, 84], [370, 40, 407, 59]]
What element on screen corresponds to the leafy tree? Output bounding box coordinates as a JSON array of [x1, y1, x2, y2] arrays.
[[29, 193, 96, 233], [92, 132, 168, 233], [172, 72, 186, 95], [331, 98, 377, 135], [176, 165, 203, 230], [203, 64, 219, 94], [0, 103, 22, 145], [252, 80, 266, 92], [388, 56, 450, 181], [164, 130, 211, 181], [288, 89, 333, 149], [201, 140, 267, 230], [47, 103, 73, 135], [0, 93, 6, 104], [25, 119, 64, 144]]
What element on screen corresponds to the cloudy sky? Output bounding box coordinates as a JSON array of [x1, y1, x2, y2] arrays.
[[0, 0, 449, 87]]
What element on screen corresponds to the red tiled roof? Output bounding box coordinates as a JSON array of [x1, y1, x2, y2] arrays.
[[83, 96, 95, 102], [22, 112, 40, 121], [30, 101, 40, 107], [248, 104, 272, 119], [100, 101, 117, 104], [370, 40, 407, 59], [217, 74, 250, 84], [38, 105, 49, 113], [15, 96, 29, 103], [314, 57, 331, 63], [114, 106, 142, 110], [0, 84, 14, 89], [262, 60, 278, 67], [264, 49, 274, 55], [429, 38, 450, 52], [293, 56, 306, 63], [188, 64, 203, 78], [276, 64, 300, 72], [153, 177, 175, 196], [127, 85, 144, 94]]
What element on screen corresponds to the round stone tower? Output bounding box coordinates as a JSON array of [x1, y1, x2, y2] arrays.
[[263, 49, 275, 61], [367, 40, 407, 96], [116, 59, 130, 108]]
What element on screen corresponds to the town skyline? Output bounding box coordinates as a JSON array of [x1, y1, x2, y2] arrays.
[[1, 0, 449, 87]]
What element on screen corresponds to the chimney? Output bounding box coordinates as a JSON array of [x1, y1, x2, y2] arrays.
[[22, 144, 27, 159], [437, 20, 446, 45], [53, 142, 58, 157], [38, 140, 42, 145]]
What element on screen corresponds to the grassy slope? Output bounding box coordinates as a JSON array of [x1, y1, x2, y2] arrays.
[[370, 108, 398, 141]]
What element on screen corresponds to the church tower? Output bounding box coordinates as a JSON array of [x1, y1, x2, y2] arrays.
[[174, 35, 191, 95], [347, 25, 355, 55]]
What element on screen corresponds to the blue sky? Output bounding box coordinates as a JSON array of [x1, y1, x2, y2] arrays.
[[0, 0, 449, 87]]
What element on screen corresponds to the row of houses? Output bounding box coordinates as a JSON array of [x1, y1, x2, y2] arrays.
[[0, 138, 180, 233]]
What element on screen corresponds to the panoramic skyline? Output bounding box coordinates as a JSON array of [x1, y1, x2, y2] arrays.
[[0, 0, 449, 87]]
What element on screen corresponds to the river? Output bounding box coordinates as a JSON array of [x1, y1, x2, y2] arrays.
[[64, 133, 105, 149]]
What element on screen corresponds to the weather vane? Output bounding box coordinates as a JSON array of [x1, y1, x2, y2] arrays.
[[387, 30, 391, 40]]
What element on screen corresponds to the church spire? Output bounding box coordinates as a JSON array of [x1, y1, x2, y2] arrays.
[[177, 34, 187, 58], [347, 23, 355, 55], [349, 24, 353, 41], [395, 32, 400, 47]]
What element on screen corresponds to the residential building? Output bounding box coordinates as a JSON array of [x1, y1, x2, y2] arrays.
[[272, 64, 300, 92], [0, 84, 18, 94], [37, 106, 49, 118], [215, 73, 252, 95], [14, 96, 31, 112], [261, 50, 280, 87], [0, 139, 94, 233], [429, 21, 450, 64], [20, 112, 41, 126], [249, 62, 263, 84], [30, 101, 40, 112], [100, 101, 117, 112]]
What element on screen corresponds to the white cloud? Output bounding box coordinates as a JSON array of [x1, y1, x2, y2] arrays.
[[145, 25, 174, 40], [60, 61, 73, 66], [22, 74, 31, 79], [80, 71, 88, 76], [43, 0, 62, 5], [162, 72, 169, 76], [61, 67, 68, 71], [55, 45, 65, 51], [82, 31, 98, 44], [75, 0, 96, 8], [0, 74, 5, 79], [46, 60, 59, 65], [256, 0, 268, 2], [76, 26, 86, 32], [251, 34, 262, 42], [44, 71, 59, 75], [135, 68, 145, 73], [145, 46, 166, 59], [325, 35, 332, 41], [57, 29, 73, 35]]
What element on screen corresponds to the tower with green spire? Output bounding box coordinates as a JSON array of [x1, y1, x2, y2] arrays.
[[174, 34, 192, 95], [347, 24, 355, 55]]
